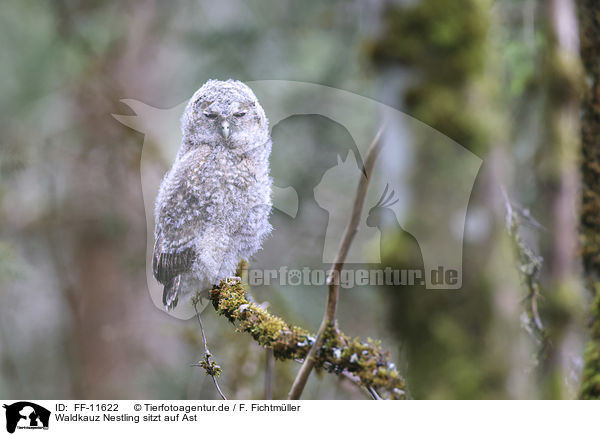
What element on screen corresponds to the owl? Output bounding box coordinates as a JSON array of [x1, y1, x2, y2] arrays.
[[153, 79, 272, 310]]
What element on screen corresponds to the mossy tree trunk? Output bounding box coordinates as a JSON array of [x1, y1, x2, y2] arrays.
[[368, 0, 517, 399], [577, 0, 600, 399]]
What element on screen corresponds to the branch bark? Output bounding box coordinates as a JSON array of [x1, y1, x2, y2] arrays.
[[210, 277, 405, 399]]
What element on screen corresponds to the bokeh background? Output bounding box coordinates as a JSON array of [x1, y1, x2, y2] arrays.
[[0, 0, 595, 399]]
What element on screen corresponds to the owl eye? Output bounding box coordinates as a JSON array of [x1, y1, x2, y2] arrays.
[[233, 111, 246, 118], [204, 112, 218, 119]]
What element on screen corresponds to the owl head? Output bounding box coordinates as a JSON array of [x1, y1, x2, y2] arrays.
[[180, 79, 269, 155]]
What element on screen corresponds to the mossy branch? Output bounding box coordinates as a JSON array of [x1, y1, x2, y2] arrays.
[[209, 278, 406, 400]]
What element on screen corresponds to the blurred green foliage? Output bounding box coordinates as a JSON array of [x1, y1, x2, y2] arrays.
[[0, 0, 591, 400]]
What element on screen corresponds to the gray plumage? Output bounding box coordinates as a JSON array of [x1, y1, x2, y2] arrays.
[[153, 79, 272, 310]]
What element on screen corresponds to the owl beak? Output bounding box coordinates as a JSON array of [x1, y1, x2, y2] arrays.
[[220, 121, 230, 139]]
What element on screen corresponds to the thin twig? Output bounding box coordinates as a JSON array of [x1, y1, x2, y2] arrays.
[[192, 298, 227, 400], [288, 125, 386, 400], [339, 370, 383, 399], [367, 386, 384, 400]]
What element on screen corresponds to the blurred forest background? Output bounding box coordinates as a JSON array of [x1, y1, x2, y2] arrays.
[[1, 0, 600, 400]]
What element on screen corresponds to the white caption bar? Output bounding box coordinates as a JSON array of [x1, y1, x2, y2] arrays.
[[0, 400, 595, 435]]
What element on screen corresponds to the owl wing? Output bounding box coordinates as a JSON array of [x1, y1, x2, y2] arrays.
[[152, 235, 195, 284], [152, 229, 196, 310], [153, 155, 207, 309]]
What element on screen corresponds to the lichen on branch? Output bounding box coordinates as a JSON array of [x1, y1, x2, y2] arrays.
[[209, 279, 407, 399]]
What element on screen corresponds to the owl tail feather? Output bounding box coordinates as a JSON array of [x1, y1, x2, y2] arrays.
[[163, 275, 181, 311]]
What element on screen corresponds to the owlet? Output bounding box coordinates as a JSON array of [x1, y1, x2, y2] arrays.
[[153, 79, 272, 310]]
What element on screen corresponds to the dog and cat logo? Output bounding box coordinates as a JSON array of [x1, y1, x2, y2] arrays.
[[2, 402, 50, 433]]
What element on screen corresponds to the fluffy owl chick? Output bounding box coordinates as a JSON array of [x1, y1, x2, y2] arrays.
[[153, 79, 272, 310]]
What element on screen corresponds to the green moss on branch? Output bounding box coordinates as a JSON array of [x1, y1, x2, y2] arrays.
[[209, 279, 406, 399]]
